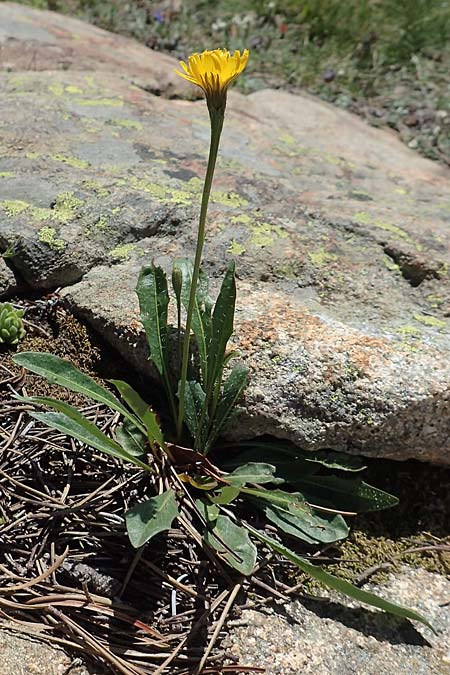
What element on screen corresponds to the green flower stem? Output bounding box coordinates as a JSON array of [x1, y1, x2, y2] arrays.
[[176, 109, 225, 441]]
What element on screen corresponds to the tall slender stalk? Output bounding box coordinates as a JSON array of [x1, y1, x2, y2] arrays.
[[176, 110, 225, 440]]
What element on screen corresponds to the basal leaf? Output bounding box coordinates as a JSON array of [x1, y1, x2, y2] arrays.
[[221, 443, 319, 478], [116, 419, 148, 457], [210, 486, 241, 504], [260, 501, 348, 544], [206, 363, 249, 450], [204, 512, 256, 576], [207, 262, 236, 394], [136, 264, 169, 376], [183, 380, 207, 447], [176, 258, 212, 385], [293, 475, 399, 512], [225, 462, 282, 487], [126, 489, 179, 548], [109, 379, 164, 447], [245, 487, 348, 544], [30, 410, 151, 471], [13, 352, 144, 433], [195, 499, 219, 523], [246, 526, 435, 633], [302, 450, 366, 472]]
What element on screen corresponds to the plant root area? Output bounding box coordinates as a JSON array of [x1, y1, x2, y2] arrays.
[[1, 297, 449, 673]]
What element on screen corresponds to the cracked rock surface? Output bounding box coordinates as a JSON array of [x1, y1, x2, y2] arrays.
[[1, 3, 449, 462]]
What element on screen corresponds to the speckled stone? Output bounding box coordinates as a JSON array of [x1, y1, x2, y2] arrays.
[[0, 624, 91, 675], [0, 259, 15, 296], [223, 567, 450, 675], [0, 4, 449, 462]]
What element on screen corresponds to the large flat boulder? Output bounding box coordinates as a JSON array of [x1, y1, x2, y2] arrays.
[[0, 5, 449, 463]]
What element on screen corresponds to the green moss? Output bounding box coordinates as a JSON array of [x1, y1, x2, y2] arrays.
[[276, 261, 302, 279], [354, 211, 418, 247], [278, 131, 296, 146], [231, 214, 252, 224], [168, 189, 194, 205], [75, 97, 124, 107], [437, 262, 449, 278], [414, 313, 447, 329], [38, 226, 67, 252], [65, 85, 84, 94], [211, 190, 248, 208], [0, 200, 29, 216], [186, 177, 204, 192], [108, 243, 136, 261], [426, 294, 443, 308], [250, 222, 288, 248], [111, 118, 143, 130], [48, 82, 65, 97], [119, 176, 167, 199], [309, 247, 338, 266], [85, 215, 109, 236], [396, 325, 421, 336], [51, 154, 90, 170], [81, 179, 110, 197], [228, 239, 246, 255], [383, 255, 401, 273], [31, 207, 54, 221], [52, 191, 84, 223]]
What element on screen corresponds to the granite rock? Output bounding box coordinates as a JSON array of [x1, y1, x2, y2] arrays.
[[0, 4, 449, 462], [223, 567, 450, 675]]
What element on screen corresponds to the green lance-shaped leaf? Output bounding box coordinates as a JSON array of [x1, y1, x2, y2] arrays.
[[183, 380, 208, 448], [136, 264, 170, 376], [223, 442, 365, 475], [126, 489, 179, 548], [109, 379, 164, 448], [291, 474, 398, 513], [224, 462, 283, 487], [221, 444, 319, 478], [301, 450, 366, 472], [176, 258, 212, 386], [206, 261, 236, 395], [246, 525, 436, 633], [13, 352, 145, 434], [206, 363, 249, 451], [116, 419, 148, 457], [196, 500, 256, 575], [245, 487, 348, 545], [29, 409, 151, 471]]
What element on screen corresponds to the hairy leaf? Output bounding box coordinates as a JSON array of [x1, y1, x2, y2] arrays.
[[225, 462, 282, 487], [292, 475, 398, 512], [207, 262, 236, 394], [126, 490, 179, 548], [30, 409, 151, 470], [13, 352, 144, 433], [116, 419, 148, 457], [207, 363, 249, 450], [183, 380, 207, 447], [176, 258, 212, 385], [136, 264, 169, 376], [210, 486, 241, 504], [245, 487, 348, 544], [247, 525, 435, 633], [202, 509, 256, 575], [221, 443, 319, 478], [110, 379, 164, 447]]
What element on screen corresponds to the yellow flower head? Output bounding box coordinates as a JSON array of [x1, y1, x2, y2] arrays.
[[176, 49, 249, 111]]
